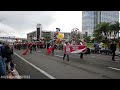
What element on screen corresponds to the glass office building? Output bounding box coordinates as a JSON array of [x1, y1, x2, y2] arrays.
[[82, 11, 119, 36]]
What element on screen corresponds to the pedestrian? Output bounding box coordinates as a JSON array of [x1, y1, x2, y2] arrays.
[[110, 41, 117, 61], [3, 44, 15, 73], [63, 41, 70, 61], [99, 41, 103, 50], [96, 43, 100, 54], [0, 42, 6, 78]]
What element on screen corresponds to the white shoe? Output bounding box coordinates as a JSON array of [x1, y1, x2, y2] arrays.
[[11, 69, 16, 73]]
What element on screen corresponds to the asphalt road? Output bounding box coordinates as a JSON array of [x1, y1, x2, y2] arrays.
[[13, 49, 120, 79], [12, 53, 49, 79]]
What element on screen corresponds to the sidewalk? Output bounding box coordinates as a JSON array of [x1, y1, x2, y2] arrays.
[[6, 68, 21, 79]]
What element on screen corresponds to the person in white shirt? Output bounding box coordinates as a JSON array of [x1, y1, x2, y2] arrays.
[[99, 42, 103, 49], [63, 41, 70, 61]]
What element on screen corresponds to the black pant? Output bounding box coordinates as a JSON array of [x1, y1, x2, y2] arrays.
[[33, 46, 36, 51], [52, 48, 54, 55], [112, 51, 115, 60], [63, 53, 69, 61], [80, 53, 83, 59], [30, 49, 32, 54]]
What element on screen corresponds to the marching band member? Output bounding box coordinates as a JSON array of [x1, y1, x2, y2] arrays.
[[63, 41, 70, 61]]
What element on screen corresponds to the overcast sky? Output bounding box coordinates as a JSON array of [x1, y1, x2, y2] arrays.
[[0, 11, 119, 38], [0, 11, 82, 38]]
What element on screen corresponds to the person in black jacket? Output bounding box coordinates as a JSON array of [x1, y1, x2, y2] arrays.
[[4, 45, 14, 72], [47, 43, 50, 49], [110, 41, 117, 61]]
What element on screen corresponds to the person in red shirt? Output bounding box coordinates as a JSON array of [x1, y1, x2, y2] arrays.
[[51, 41, 55, 55], [28, 42, 33, 54], [63, 41, 70, 61], [33, 42, 36, 51]]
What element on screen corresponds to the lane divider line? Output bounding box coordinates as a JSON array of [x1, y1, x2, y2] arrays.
[[108, 67, 120, 71], [54, 55, 63, 58]]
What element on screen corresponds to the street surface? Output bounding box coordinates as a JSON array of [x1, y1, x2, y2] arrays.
[[13, 49, 120, 79]]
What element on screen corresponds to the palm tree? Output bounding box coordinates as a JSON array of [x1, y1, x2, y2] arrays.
[[100, 22, 110, 38], [109, 21, 120, 38], [93, 22, 110, 42]]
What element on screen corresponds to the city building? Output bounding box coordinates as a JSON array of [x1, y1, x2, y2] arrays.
[[27, 30, 52, 41], [82, 11, 119, 36], [27, 30, 71, 42], [27, 24, 71, 42]]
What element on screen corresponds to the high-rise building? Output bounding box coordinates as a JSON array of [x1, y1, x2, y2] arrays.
[[82, 11, 119, 36], [36, 24, 42, 41]]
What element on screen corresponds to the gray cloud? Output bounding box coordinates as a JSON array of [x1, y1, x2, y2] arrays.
[[0, 11, 56, 33]]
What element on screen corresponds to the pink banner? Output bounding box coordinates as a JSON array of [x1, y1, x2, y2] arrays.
[[64, 45, 87, 54]]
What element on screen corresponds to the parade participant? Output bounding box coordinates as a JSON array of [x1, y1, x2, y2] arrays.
[[33, 42, 36, 51], [28, 42, 33, 54], [18, 42, 21, 50], [47, 42, 50, 49], [51, 42, 55, 55], [16, 43, 18, 49], [46, 43, 52, 55], [23, 42, 26, 49], [79, 41, 84, 59], [63, 41, 70, 61]]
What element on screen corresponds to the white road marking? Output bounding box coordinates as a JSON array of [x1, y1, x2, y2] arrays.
[[55, 55, 63, 57], [14, 52, 56, 79], [108, 67, 120, 71]]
